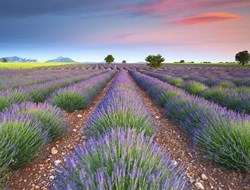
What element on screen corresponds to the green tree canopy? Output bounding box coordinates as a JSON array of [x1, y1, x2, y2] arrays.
[[104, 55, 115, 64], [122, 60, 126, 64], [145, 54, 165, 69], [1, 58, 7, 62], [235, 50, 250, 65]]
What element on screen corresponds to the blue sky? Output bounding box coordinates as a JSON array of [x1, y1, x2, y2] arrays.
[[0, 0, 250, 62]]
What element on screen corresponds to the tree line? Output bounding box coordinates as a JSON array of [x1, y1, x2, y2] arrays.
[[104, 50, 250, 68]]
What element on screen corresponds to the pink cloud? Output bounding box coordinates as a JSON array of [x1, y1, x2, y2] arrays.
[[124, 0, 250, 15], [116, 34, 135, 40], [171, 12, 240, 25]]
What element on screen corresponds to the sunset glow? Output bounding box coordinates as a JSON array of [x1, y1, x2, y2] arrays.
[[0, 0, 249, 62]]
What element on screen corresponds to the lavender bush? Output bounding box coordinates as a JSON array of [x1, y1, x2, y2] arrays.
[[183, 80, 208, 95], [86, 70, 154, 137], [0, 96, 12, 112], [52, 129, 189, 190], [0, 71, 103, 111], [202, 87, 250, 114], [0, 115, 48, 169], [142, 70, 250, 114], [1, 102, 67, 140], [130, 70, 250, 171], [49, 71, 115, 112], [193, 119, 250, 170]]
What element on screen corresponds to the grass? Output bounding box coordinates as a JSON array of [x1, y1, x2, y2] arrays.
[[0, 62, 78, 69]]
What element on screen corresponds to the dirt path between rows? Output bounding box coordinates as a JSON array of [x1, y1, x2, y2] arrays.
[[6, 74, 116, 190], [129, 73, 250, 190]]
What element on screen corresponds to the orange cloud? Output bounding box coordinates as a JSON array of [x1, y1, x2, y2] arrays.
[[171, 13, 239, 25]]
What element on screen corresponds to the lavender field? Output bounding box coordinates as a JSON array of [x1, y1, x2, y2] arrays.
[[0, 64, 250, 190]]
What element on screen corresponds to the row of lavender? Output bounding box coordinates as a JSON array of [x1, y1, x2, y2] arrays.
[[52, 70, 189, 190], [0, 69, 89, 91], [153, 69, 250, 93], [130, 70, 250, 171], [48, 71, 116, 112], [0, 71, 116, 188], [0, 103, 67, 187], [0, 70, 105, 112], [141, 70, 250, 114], [160, 64, 250, 87]]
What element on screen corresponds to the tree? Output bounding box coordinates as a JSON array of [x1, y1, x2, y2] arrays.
[[122, 60, 127, 64], [104, 55, 115, 64], [235, 50, 250, 65], [180, 60, 185, 63], [1, 58, 7, 62], [145, 54, 165, 69]]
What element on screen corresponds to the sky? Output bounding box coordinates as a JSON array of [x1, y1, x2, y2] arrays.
[[0, 0, 250, 63]]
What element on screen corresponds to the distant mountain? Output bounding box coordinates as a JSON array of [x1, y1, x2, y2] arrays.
[[46, 56, 75, 62], [1, 56, 37, 62]]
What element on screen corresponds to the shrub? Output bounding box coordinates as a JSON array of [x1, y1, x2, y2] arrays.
[[0, 116, 48, 169], [130, 70, 250, 171], [50, 90, 90, 112], [236, 87, 250, 95], [2, 102, 67, 140], [156, 90, 183, 106], [183, 81, 208, 95], [49, 71, 115, 112], [88, 107, 154, 137], [29, 85, 56, 102], [194, 119, 250, 171], [202, 87, 250, 114], [0, 89, 31, 112], [168, 78, 184, 87], [217, 81, 235, 88], [52, 129, 188, 190], [9, 89, 31, 103], [86, 71, 154, 138], [0, 96, 12, 112]]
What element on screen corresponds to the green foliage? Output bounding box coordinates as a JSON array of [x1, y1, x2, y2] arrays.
[[217, 81, 235, 88], [157, 91, 182, 106], [145, 54, 165, 69], [89, 110, 154, 138], [183, 81, 208, 95], [235, 50, 250, 65], [0, 97, 12, 112], [168, 78, 184, 87], [122, 60, 127, 64], [29, 86, 55, 102], [50, 91, 89, 112], [11, 91, 32, 103], [104, 55, 115, 64], [180, 60, 185, 63], [19, 107, 67, 140], [196, 120, 250, 171], [1, 58, 7, 62], [0, 118, 47, 169]]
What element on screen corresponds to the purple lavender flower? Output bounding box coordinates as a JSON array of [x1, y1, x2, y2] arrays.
[[52, 128, 189, 190]]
